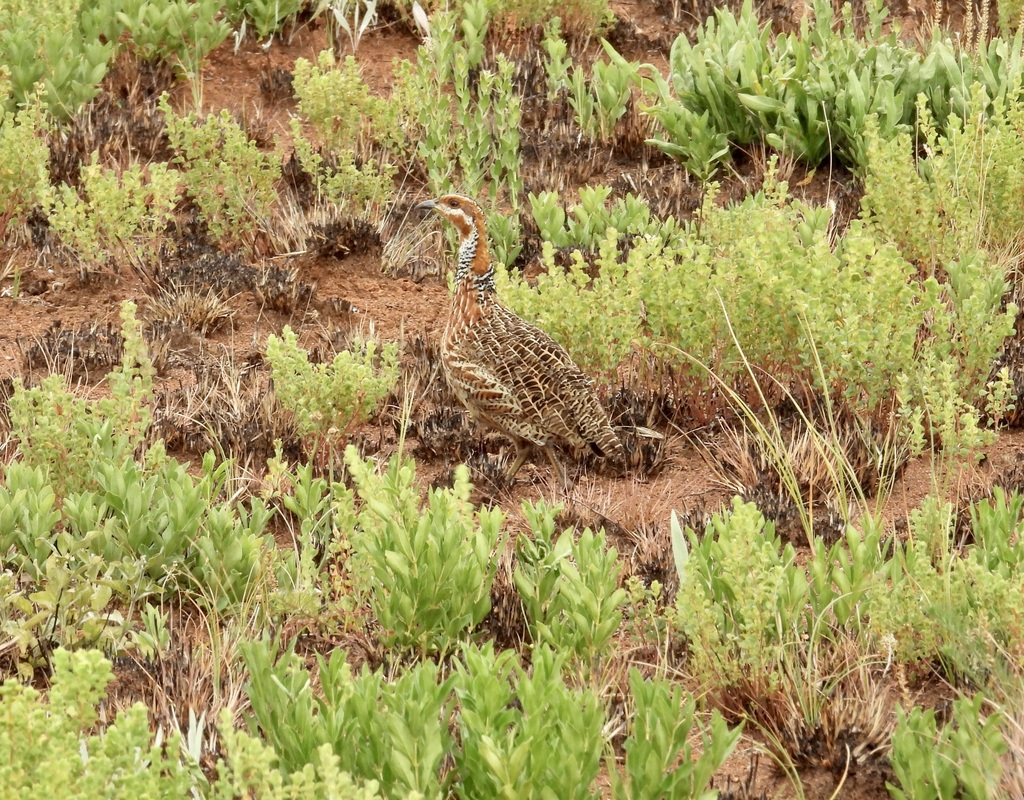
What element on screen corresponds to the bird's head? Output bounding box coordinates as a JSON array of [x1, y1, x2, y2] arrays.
[[416, 194, 483, 238]]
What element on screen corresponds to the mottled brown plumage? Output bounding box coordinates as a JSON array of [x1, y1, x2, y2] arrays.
[[417, 194, 624, 482]]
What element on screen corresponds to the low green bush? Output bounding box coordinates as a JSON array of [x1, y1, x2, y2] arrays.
[[117, 0, 228, 73], [246, 637, 740, 800], [1, 445, 278, 613], [343, 447, 506, 657], [529, 186, 653, 249], [0, 305, 282, 669], [265, 327, 398, 458], [889, 692, 1006, 800], [0, 648, 195, 797], [608, 669, 742, 800], [226, 0, 303, 40], [48, 158, 180, 270], [633, 0, 1024, 177], [453, 644, 606, 800], [569, 55, 637, 143], [393, 9, 523, 264], [288, 51, 397, 219], [673, 498, 809, 690], [160, 96, 281, 250], [0, 0, 122, 117], [244, 640, 451, 799], [1, 647, 385, 799], [8, 302, 154, 499], [862, 90, 1024, 269], [0, 91, 50, 241], [865, 495, 1024, 683], [515, 500, 627, 678]]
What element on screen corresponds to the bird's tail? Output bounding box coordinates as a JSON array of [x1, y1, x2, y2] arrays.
[[588, 424, 627, 462]]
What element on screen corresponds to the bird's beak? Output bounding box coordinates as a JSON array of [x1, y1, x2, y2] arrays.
[[416, 199, 438, 212]]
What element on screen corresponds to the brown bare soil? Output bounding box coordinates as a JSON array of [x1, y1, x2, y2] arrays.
[[2, 1, 1020, 797]]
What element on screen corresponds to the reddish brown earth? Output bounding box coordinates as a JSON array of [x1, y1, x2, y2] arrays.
[[1, 1, 1019, 797]]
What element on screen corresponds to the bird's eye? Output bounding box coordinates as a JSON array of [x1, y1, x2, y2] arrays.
[[448, 198, 459, 208]]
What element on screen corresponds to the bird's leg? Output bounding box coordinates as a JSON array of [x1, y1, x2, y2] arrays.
[[506, 440, 534, 482], [543, 446, 570, 490]]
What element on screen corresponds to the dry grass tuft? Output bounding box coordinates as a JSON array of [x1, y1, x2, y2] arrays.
[[478, 545, 528, 650], [19, 320, 124, 383], [706, 403, 909, 523], [739, 640, 898, 777], [103, 607, 252, 772], [150, 352, 301, 470], [1002, 702, 1024, 797], [146, 285, 237, 336], [380, 201, 446, 281]]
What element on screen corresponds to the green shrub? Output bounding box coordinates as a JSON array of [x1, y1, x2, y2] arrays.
[[160, 95, 281, 249], [117, 0, 229, 73], [569, 55, 637, 143], [515, 500, 627, 678], [246, 637, 742, 800], [293, 51, 381, 151], [211, 714, 386, 800], [393, 10, 523, 263], [673, 498, 809, 690], [916, 32, 1024, 129], [970, 488, 1024, 577], [8, 302, 154, 499], [2, 308, 278, 638], [1, 445, 277, 616], [343, 447, 506, 656], [805, 516, 888, 631], [243, 641, 453, 799], [289, 125, 395, 221], [863, 89, 1024, 269], [265, 327, 397, 457], [889, 693, 1006, 800], [0, 648, 194, 797], [453, 643, 605, 800], [865, 496, 1024, 682], [0, 90, 50, 240], [636, 0, 777, 178], [999, 0, 1024, 35], [608, 669, 742, 800], [0, 0, 122, 118], [541, 17, 571, 101], [635, 0, 1024, 177], [529, 186, 653, 250], [226, 0, 303, 40], [288, 52, 399, 218], [48, 158, 180, 270], [0, 515, 132, 676], [498, 229, 641, 379], [0, 647, 384, 799]]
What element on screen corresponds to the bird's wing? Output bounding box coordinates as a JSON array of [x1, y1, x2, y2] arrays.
[[445, 356, 519, 415], [478, 306, 615, 450]]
